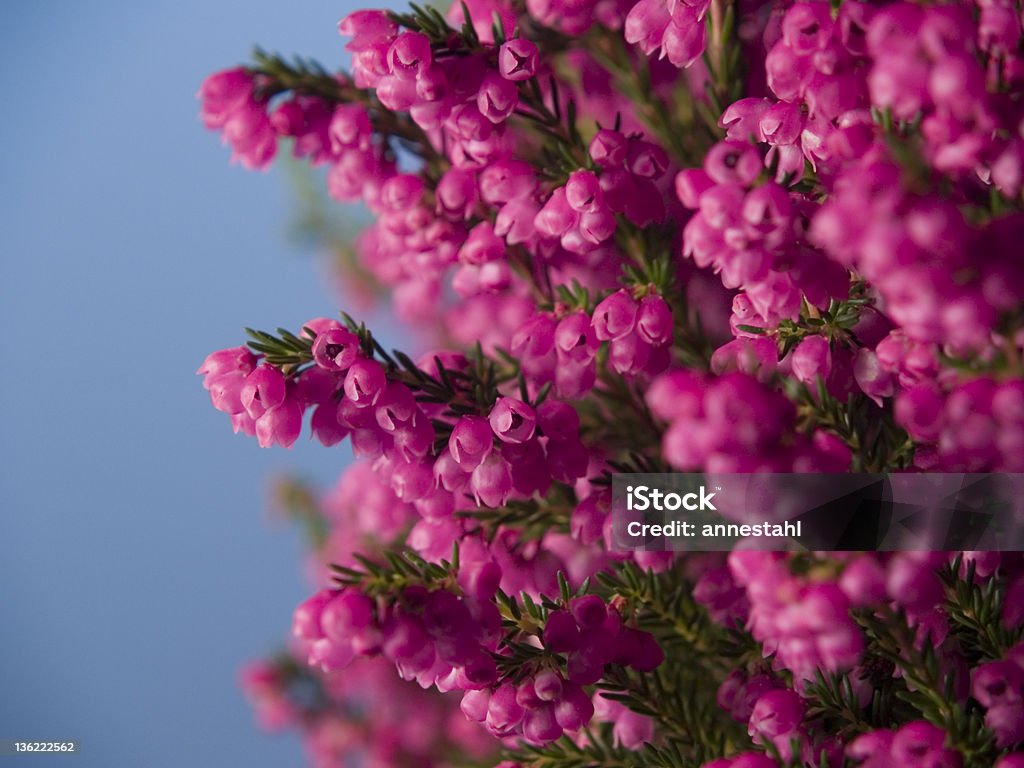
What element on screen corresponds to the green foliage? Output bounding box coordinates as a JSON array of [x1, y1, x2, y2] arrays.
[[941, 556, 1024, 664], [458, 484, 577, 542], [243, 315, 529, 429], [508, 724, 657, 768], [594, 564, 757, 763], [788, 381, 915, 473], [330, 545, 460, 595], [854, 606, 997, 768], [599, 563, 756, 665], [701, 0, 745, 131], [244, 326, 314, 371]]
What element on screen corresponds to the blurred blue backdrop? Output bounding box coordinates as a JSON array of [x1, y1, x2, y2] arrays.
[[0, 2, 377, 765]]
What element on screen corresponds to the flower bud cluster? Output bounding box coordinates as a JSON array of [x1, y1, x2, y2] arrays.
[[510, 286, 675, 403], [241, 651, 498, 767], [342, 9, 527, 150], [462, 593, 663, 744], [198, 344, 306, 447], [198, 68, 278, 169], [973, 644, 1024, 748], [647, 370, 851, 472], [847, 721, 961, 767], [624, 0, 709, 69], [201, 319, 594, 513], [293, 579, 663, 748], [728, 552, 863, 685], [291, 581, 504, 690], [678, 141, 848, 335], [895, 377, 1024, 471], [811, 157, 1023, 354]]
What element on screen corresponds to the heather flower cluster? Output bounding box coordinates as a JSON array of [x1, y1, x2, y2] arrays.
[[198, 0, 1024, 765]]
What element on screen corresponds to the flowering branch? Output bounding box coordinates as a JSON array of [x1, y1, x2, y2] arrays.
[[250, 48, 446, 170]]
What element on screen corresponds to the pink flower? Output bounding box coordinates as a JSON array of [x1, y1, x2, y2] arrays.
[[711, 338, 778, 382], [489, 397, 537, 444], [255, 399, 303, 448], [338, 10, 398, 52], [470, 453, 513, 507], [636, 294, 673, 345], [343, 359, 387, 407], [449, 415, 494, 469], [790, 335, 832, 386], [625, 0, 709, 68], [241, 365, 287, 420], [198, 68, 277, 169], [198, 68, 254, 129], [311, 328, 361, 371], [749, 689, 805, 760], [498, 38, 539, 81], [198, 346, 257, 414], [705, 141, 764, 186], [477, 72, 519, 123], [387, 32, 432, 80], [592, 289, 639, 341]]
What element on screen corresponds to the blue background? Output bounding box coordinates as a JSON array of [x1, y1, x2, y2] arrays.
[[0, 2, 378, 765]]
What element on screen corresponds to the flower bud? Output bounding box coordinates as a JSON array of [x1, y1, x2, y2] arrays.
[[524, 704, 562, 744], [292, 589, 333, 640], [386, 31, 431, 80], [498, 38, 539, 81], [534, 669, 563, 701], [343, 358, 387, 407], [311, 328, 361, 372], [543, 610, 581, 653], [449, 415, 493, 469], [436, 168, 478, 220], [477, 72, 519, 123], [459, 221, 505, 264], [636, 294, 673, 345], [790, 335, 832, 385], [470, 453, 513, 507], [535, 188, 578, 237], [241, 365, 287, 419], [554, 682, 594, 730], [489, 397, 537, 444], [592, 289, 638, 341], [565, 170, 603, 213]]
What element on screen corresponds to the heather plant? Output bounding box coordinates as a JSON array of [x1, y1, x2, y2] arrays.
[[197, 0, 1024, 765]]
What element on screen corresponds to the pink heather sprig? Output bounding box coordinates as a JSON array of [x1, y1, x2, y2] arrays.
[[202, 318, 599, 515], [677, 138, 849, 331], [507, 283, 675, 400], [646, 369, 852, 472], [241, 650, 498, 767], [291, 558, 663, 747]]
